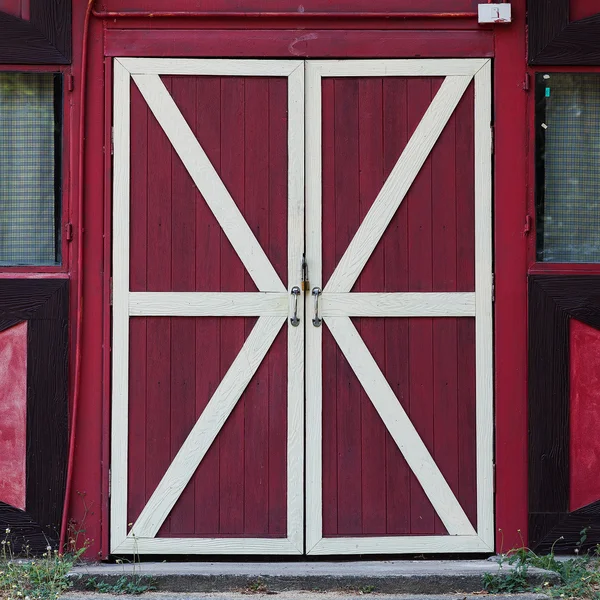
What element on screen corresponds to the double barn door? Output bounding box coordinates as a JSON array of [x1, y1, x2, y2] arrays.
[[111, 58, 493, 555]]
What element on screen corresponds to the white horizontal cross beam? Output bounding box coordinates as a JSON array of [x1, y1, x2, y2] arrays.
[[129, 292, 288, 317], [321, 292, 475, 317]]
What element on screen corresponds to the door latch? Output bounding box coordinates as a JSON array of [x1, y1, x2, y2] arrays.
[[301, 254, 309, 291]]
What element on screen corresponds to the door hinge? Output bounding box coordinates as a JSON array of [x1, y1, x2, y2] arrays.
[[523, 73, 530, 92], [492, 273, 495, 303], [110, 126, 114, 155], [66, 74, 74, 92], [301, 253, 309, 291], [108, 469, 111, 498], [490, 124, 495, 155], [524, 214, 532, 236], [109, 277, 113, 306], [64, 222, 73, 242]]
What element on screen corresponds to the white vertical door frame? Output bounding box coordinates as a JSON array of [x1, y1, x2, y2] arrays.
[[305, 59, 494, 555], [111, 58, 305, 555]]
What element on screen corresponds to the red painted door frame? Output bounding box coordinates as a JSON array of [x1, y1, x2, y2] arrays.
[[66, 3, 530, 558]]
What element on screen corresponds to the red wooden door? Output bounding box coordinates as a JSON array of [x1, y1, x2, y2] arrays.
[[111, 59, 305, 555], [111, 58, 493, 556], [305, 60, 494, 554]]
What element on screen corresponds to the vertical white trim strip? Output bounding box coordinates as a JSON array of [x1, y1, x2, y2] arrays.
[[286, 63, 305, 552], [131, 73, 285, 293], [304, 61, 323, 553], [110, 58, 131, 552], [325, 75, 473, 293], [474, 60, 495, 550], [326, 317, 477, 536], [130, 316, 286, 538]]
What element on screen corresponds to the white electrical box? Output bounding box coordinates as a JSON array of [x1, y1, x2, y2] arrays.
[[478, 3, 512, 23]]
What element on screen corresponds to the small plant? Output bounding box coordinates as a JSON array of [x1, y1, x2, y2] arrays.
[[244, 579, 268, 594], [482, 528, 600, 599], [85, 574, 156, 595], [482, 559, 529, 594], [0, 527, 86, 600], [359, 585, 376, 594]]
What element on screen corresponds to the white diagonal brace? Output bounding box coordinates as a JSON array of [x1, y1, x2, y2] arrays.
[[324, 75, 473, 293], [326, 316, 477, 536], [130, 315, 286, 538], [132, 73, 285, 293]]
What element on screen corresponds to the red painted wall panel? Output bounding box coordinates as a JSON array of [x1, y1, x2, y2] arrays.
[[103, 0, 479, 13], [569, 319, 600, 512], [0, 322, 27, 511], [321, 77, 477, 536], [571, 0, 599, 21]]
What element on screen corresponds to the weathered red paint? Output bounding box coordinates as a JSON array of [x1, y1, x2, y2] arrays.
[[0, 322, 27, 511], [569, 319, 600, 512], [495, 0, 529, 552]]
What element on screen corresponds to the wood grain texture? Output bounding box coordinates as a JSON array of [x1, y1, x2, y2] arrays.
[[105, 29, 494, 60], [317, 69, 481, 545], [121, 68, 297, 549], [528, 0, 600, 65], [528, 276, 600, 552], [0, 0, 70, 64], [0, 502, 56, 554], [0, 281, 68, 546]]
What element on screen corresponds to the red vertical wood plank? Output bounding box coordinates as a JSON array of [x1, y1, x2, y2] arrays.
[[219, 77, 246, 534], [146, 77, 173, 534], [357, 78, 386, 535], [455, 83, 478, 529], [431, 106, 458, 535], [267, 77, 288, 535], [407, 78, 435, 534], [128, 83, 148, 525], [321, 78, 338, 536], [382, 78, 411, 535], [168, 77, 197, 535], [243, 78, 270, 535], [334, 78, 362, 535], [193, 76, 222, 535]]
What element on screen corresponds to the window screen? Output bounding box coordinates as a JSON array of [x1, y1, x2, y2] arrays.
[[536, 73, 600, 263], [0, 73, 61, 266]]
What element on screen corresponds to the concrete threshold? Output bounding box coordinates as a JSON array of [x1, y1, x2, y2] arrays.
[[69, 560, 560, 595]]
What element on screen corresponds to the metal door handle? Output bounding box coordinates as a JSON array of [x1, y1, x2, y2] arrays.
[[312, 287, 322, 327], [290, 286, 301, 326]]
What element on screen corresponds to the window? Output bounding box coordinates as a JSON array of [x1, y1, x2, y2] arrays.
[[536, 73, 600, 263], [0, 73, 61, 266]]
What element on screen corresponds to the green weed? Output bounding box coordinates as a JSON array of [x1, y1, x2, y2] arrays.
[[85, 574, 156, 595]]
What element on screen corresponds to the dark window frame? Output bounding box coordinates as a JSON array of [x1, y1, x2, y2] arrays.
[[0, 1, 71, 65], [528, 0, 600, 65]]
